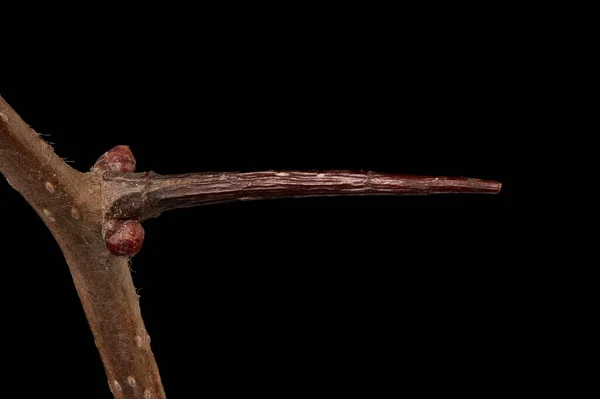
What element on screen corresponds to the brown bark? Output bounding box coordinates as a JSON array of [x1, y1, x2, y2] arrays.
[[1, 94, 501, 398], [1, 96, 164, 399]]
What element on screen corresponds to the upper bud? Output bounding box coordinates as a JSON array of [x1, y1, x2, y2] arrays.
[[92, 145, 136, 173]]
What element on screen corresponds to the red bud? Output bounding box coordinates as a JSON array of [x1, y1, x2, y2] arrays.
[[93, 145, 136, 173], [104, 220, 145, 256]]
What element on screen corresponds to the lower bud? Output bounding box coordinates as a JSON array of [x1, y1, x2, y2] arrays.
[[104, 220, 145, 256]]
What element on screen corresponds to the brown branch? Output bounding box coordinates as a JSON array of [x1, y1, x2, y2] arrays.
[[1, 94, 501, 398], [1, 96, 165, 399], [104, 171, 501, 220]]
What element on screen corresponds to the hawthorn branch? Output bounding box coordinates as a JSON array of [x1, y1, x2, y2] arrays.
[[1, 94, 501, 399], [1, 96, 165, 399], [104, 171, 501, 220]]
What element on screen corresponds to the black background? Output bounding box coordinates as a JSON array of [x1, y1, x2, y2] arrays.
[[1, 10, 515, 398]]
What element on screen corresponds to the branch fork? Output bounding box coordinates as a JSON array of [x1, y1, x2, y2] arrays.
[[1, 95, 501, 398]]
